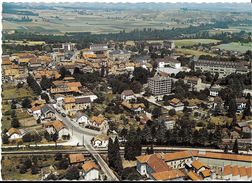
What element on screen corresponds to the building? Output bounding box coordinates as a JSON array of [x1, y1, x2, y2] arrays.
[[136, 154, 172, 178], [108, 50, 131, 61], [6, 128, 26, 140], [121, 90, 136, 101], [75, 111, 88, 127], [163, 40, 175, 50], [168, 98, 184, 111], [148, 76, 172, 96], [157, 56, 181, 69], [41, 105, 56, 120], [210, 85, 222, 97], [184, 76, 202, 91], [222, 165, 252, 180], [150, 169, 186, 181], [68, 153, 85, 165], [82, 160, 100, 180], [62, 96, 91, 116], [44, 120, 70, 139], [88, 114, 108, 132], [92, 134, 110, 148], [194, 60, 248, 78], [121, 101, 145, 114], [62, 43, 76, 51]]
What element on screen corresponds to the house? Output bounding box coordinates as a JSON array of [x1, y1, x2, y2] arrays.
[[157, 56, 181, 69], [75, 111, 88, 127], [41, 105, 56, 120], [6, 128, 26, 140], [150, 169, 186, 181], [121, 101, 145, 114], [92, 134, 109, 148], [187, 171, 203, 181], [191, 160, 210, 174], [199, 169, 212, 180], [68, 153, 85, 165], [63, 96, 91, 116], [209, 85, 222, 97], [168, 98, 184, 111], [236, 98, 252, 111], [88, 114, 108, 132], [184, 76, 202, 91], [109, 50, 131, 61], [29, 106, 42, 119], [82, 160, 100, 180], [136, 154, 172, 178], [121, 90, 136, 101], [44, 120, 70, 139]]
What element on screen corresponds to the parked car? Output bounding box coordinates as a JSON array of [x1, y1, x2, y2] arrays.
[[61, 113, 66, 117]]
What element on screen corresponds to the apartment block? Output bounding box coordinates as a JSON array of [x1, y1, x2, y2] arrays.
[[194, 60, 248, 78], [148, 76, 172, 96]]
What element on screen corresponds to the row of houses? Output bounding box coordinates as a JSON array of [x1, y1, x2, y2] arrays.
[[136, 150, 252, 181]]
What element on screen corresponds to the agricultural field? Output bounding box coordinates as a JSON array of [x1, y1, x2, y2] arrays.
[[2, 84, 36, 101], [174, 39, 221, 47], [3, 40, 46, 46], [176, 48, 216, 57], [213, 42, 252, 53]]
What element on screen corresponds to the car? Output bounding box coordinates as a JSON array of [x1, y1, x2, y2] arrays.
[[56, 109, 61, 113], [61, 113, 66, 117]]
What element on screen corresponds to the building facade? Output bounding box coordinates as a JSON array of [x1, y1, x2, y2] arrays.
[[148, 76, 172, 96]]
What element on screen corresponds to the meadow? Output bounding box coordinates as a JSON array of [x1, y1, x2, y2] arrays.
[[174, 39, 221, 47], [213, 42, 252, 53]]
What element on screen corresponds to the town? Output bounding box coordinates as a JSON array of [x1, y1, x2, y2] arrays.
[[1, 2, 252, 181]]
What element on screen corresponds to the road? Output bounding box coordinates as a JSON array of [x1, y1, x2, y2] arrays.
[[85, 143, 119, 181], [48, 104, 119, 180]]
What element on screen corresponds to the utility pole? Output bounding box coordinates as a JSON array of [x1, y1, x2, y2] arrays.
[[72, 125, 73, 136], [83, 135, 85, 146]]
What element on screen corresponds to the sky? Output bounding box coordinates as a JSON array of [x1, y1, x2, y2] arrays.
[[2, 0, 251, 3]]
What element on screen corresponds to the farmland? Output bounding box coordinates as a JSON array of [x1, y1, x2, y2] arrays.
[[213, 42, 252, 53], [174, 39, 221, 47]]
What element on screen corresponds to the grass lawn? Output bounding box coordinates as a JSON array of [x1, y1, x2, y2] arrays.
[[213, 42, 252, 53], [1, 155, 56, 180], [4, 40, 46, 46], [2, 87, 36, 100], [210, 116, 232, 126], [174, 39, 221, 47], [176, 48, 216, 57]]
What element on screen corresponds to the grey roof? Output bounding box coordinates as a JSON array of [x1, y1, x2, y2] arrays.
[[75, 111, 87, 119], [156, 56, 180, 64], [110, 50, 130, 55], [75, 97, 91, 104], [195, 60, 244, 68], [41, 105, 55, 114], [121, 90, 134, 96]]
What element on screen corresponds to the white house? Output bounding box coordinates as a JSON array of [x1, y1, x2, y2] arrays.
[[92, 134, 109, 148], [121, 90, 136, 101], [88, 114, 108, 132], [44, 120, 70, 139], [82, 160, 100, 180], [157, 56, 181, 69], [6, 128, 26, 140], [209, 85, 222, 97], [74, 111, 88, 127], [29, 106, 42, 119]]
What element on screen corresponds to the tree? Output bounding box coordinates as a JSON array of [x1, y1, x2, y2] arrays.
[[232, 139, 239, 154], [52, 132, 59, 147], [22, 97, 32, 108], [108, 138, 115, 168], [130, 80, 142, 94], [41, 93, 50, 103], [113, 137, 123, 175], [55, 152, 63, 161], [19, 165, 27, 174], [228, 98, 237, 118], [2, 134, 9, 144], [65, 166, 80, 180], [132, 67, 149, 84], [243, 93, 251, 117], [152, 107, 161, 119], [168, 109, 176, 116], [11, 117, 20, 128], [124, 129, 142, 161], [40, 76, 52, 90], [31, 165, 40, 174], [22, 133, 33, 142], [57, 158, 69, 170], [121, 167, 142, 180], [155, 121, 167, 145], [224, 144, 229, 153]]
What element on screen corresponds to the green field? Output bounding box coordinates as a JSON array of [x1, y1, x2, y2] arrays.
[[4, 40, 46, 46], [176, 48, 216, 57], [174, 39, 221, 47], [213, 42, 252, 53]]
